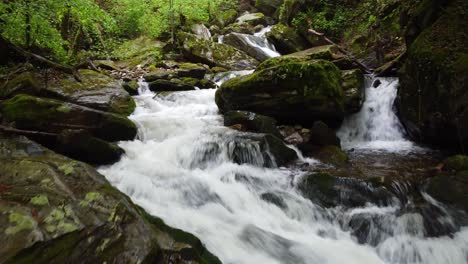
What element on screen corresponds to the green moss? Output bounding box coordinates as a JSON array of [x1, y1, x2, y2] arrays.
[[444, 155, 468, 171], [56, 104, 71, 113], [58, 162, 77, 176], [30, 195, 49, 206], [5, 212, 35, 235], [79, 192, 103, 207]]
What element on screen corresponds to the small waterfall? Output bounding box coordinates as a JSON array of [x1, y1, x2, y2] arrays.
[[338, 76, 417, 152], [99, 75, 468, 264], [223, 26, 280, 61], [206, 69, 254, 87]]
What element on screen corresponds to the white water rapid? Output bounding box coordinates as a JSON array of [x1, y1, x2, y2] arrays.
[[99, 74, 468, 264], [338, 76, 419, 152]]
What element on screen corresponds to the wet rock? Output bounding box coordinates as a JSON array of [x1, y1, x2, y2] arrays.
[[426, 171, 468, 212], [178, 32, 259, 70], [342, 69, 365, 113], [308, 121, 341, 148], [0, 134, 220, 264], [0, 71, 43, 99], [148, 79, 196, 92], [398, 1, 468, 150], [298, 172, 394, 208], [176, 63, 208, 79], [56, 129, 124, 165], [443, 155, 468, 171], [47, 70, 136, 116], [265, 24, 308, 54], [1, 94, 137, 142], [312, 145, 348, 166], [123, 80, 139, 95], [260, 192, 287, 209], [224, 110, 283, 139], [216, 59, 345, 127], [285, 132, 303, 145], [223, 32, 275, 62]]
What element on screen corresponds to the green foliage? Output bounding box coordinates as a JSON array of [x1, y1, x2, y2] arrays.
[[0, 0, 116, 63]]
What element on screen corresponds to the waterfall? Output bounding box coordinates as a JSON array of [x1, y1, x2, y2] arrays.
[[338, 76, 419, 152], [99, 75, 468, 264]]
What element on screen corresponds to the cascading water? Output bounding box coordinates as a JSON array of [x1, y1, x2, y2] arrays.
[[100, 73, 468, 264], [338, 76, 419, 152]]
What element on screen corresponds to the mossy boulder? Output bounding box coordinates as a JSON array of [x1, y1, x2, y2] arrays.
[[266, 24, 309, 54], [312, 145, 349, 166], [0, 71, 43, 99], [213, 9, 238, 28], [122, 80, 139, 95], [235, 13, 268, 26], [47, 70, 136, 116], [178, 32, 259, 70], [1, 94, 137, 142], [0, 134, 220, 264], [341, 69, 365, 113], [257, 45, 341, 70], [398, 0, 468, 150], [148, 79, 196, 92], [298, 172, 394, 208], [224, 111, 283, 139], [215, 59, 345, 127], [260, 134, 297, 166], [426, 170, 468, 212], [443, 155, 468, 171]]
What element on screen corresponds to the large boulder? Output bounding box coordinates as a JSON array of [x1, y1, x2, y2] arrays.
[[0, 134, 220, 264], [1, 94, 137, 142], [48, 70, 136, 116], [215, 59, 345, 127], [398, 0, 468, 150], [178, 32, 259, 70], [266, 24, 309, 54]]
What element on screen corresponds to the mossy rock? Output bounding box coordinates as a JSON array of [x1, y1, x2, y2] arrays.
[[443, 155, 468, 171], [1, 94, 137, 142], [213, 9, 238, 28], [47, 70, 136, 116], [0, 72, 43, 99], [298, 172, 394, 208], [122, 80, 139, 95], [257, 45, 340, 70], [216, 59, 345, 127], [266, 24, 308, 54], [255, 0, 284, 18], [224, 110, 283, 139], [178, 32, 259, 70], [235, 13, 267, 26], [148, 78, 196, 92], [398, 0, 468, 150], [0, 134, 220, 264], [341, 69, 365, 113], [426, 170, 468, 212], [313, 145, 349, 166]]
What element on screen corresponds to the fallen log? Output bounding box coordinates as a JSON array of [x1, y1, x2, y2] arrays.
[[308, 28, 373, 73]]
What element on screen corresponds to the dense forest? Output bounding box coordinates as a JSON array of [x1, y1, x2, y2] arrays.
[[0, 0, 467, 263]]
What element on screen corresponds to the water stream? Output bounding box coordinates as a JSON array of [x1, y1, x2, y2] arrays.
[[100, 74, 468, 264]]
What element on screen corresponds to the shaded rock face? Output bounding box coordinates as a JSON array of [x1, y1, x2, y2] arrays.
[[224, 110, 283, 139], [216, 59, 345, 127], [398, 0, 468, 150], [178, 32, 259, 70], [255, 0, 284, 18], [341, 69, 365, 113], [0, 135, 221, 264], [1, 94, 137, 142], [265, 24, 308, 54]]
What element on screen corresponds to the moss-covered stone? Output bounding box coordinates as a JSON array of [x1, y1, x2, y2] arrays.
[[398, 0, 468, 150], [1, 94, 137, 142], [257, 45, 340, 70], [426, 170, 468, 212], [122, 80, 139, 95], [178, 32, 259, 70], [216, 59, 344, 126], [341, 69, 365, 113], [0, 134, 220, 264], [224, 110, 283, 139], [443, 155, 468, 171], [313, 145, 349, 166], [235, 13, 267, 26], [214, 9, 238, 28], [0, 72, 43, 99], [266, 24, 308, 54]]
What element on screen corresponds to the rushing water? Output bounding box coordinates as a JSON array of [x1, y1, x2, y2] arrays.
[[100, 74, 468, 263]]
